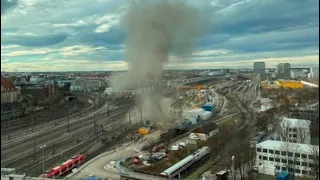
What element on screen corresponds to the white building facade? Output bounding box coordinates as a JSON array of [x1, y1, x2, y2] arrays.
[[290, 70, 307, 79], [256, 140, 319, 177], [272, 117, 311, 144]]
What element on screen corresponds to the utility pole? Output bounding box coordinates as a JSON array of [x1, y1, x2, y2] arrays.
[[40, 145, 46, 179], [140, 107, 143, 126], [67, 111, 70, 132], [33, 136, 36, 160], [31, 116, 34, 132], [7, 117, 10, 140], [128, 105, 131, 124], [107, 100, 110, 117]]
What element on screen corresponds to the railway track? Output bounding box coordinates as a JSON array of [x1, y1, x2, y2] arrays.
[[0, 97, 131, 144], [1, 93, 99, 135], [1, 101, 133, 170], [1, 98, 133, 150]]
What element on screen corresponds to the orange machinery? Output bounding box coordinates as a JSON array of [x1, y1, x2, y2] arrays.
[[175, 85, 208, 99]]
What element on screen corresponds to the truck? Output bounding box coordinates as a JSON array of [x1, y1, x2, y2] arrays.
[[251, 131, 267, 144]]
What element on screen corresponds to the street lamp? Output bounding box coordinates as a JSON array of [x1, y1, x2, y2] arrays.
[[231, 156, 235, 170], [40, 145, 46, 179]]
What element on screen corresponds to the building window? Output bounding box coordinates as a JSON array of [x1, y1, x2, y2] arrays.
[[292, 134, 297, 138], [302, 154, 307, 158], [281, 151, 286, 156], [275, 150, 280, 155], [288, 160, 294, 164], [257, 148, 261, 152], [259, 155, 262, 160], [282, 167, 287, 171], [295, 169, 300, 174], [269, 149, 274, 154], [269, 157, 274, 161], [275, 158, 280, 163], [282, 159, 287, 163], [263, 149, 268, 153], [288, 152, 293, 157], [301, 162, 307, 167], [263, 156, 268, 161], [275, 166, 280, 170], [309, 163, 314, 168], [295, 153, 300, 158], [295, 161, 300, 166], [308, 155, 313, 160], [302, 170, 308, 175]]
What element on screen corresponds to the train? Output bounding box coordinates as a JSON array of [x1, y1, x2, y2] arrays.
[[43, 154, 84, 179], [160, 146, 210, 179]]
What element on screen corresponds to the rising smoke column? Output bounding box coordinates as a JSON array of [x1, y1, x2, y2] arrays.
[[112, 0, 199, 122]]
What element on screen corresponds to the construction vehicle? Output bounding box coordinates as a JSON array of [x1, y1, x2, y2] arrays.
[[175, 85, 208, 100]]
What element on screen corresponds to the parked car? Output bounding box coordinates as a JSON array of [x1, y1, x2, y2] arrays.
[[189, 133, 200, 140], [143, 161, 151, 166]]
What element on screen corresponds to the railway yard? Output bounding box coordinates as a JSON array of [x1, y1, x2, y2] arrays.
[[1, 75, 318, 180], [1, 91, 135, 176]]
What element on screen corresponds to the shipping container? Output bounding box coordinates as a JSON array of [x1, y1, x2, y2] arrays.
[[202, 103, 215, 112], [277, 171, 289, 180]]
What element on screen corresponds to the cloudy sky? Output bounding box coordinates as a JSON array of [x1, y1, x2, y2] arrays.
[[1, 0, 319, 72]]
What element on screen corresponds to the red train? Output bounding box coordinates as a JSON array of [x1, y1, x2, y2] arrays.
[[43, 154, 84, 179]]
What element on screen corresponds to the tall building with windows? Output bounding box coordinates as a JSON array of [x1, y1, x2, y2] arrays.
[[271, 117, 311, 144], [308, 66, 319, 78], [276, 63, 291, 79], [253, 62, 266, 74], [256, 140, 319, 177]]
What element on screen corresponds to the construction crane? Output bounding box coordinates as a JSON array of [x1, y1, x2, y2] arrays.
[[175, 85, 208, 99]]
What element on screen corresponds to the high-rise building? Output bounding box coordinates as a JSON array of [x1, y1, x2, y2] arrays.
[[253, 62, 266, 74], [276, 63, 291, 79], [308, 66, 319, 78]]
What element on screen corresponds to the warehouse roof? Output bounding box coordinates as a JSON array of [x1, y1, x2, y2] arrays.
[[257, 140, 319, 154]]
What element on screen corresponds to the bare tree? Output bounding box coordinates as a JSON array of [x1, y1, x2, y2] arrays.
[[308, 145, 319, 180], [227, 128, 250, 180], [296, 120, 310, 144], [281, 142, 297, 180], [277, 119, 291, 142]]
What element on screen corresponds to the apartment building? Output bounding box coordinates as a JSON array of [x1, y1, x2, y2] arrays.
[[256, 140, 319, 177], [288, 107, 319, 121], [272, 117, 311, 144]]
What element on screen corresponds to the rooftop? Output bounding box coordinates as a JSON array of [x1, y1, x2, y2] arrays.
[[281, 117, 311, 128], [1, 78, 16, 91], [257, 140, 319, 154]]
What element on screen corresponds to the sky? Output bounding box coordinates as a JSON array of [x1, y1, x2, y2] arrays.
[[1, 0, 319, 72]]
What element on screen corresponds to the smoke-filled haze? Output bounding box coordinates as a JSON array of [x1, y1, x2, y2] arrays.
[[111, 1, 201, 122]]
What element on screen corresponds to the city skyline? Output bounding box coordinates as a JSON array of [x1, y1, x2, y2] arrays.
[[1, 0, 319, 72]]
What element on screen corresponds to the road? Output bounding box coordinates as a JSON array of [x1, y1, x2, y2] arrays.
[[68, 131, 163, 180]]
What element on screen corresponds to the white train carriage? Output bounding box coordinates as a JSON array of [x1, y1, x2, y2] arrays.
[[161, 146, 210, 179], [193, 146, 210, 162], [161, 155, 194, 178]]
